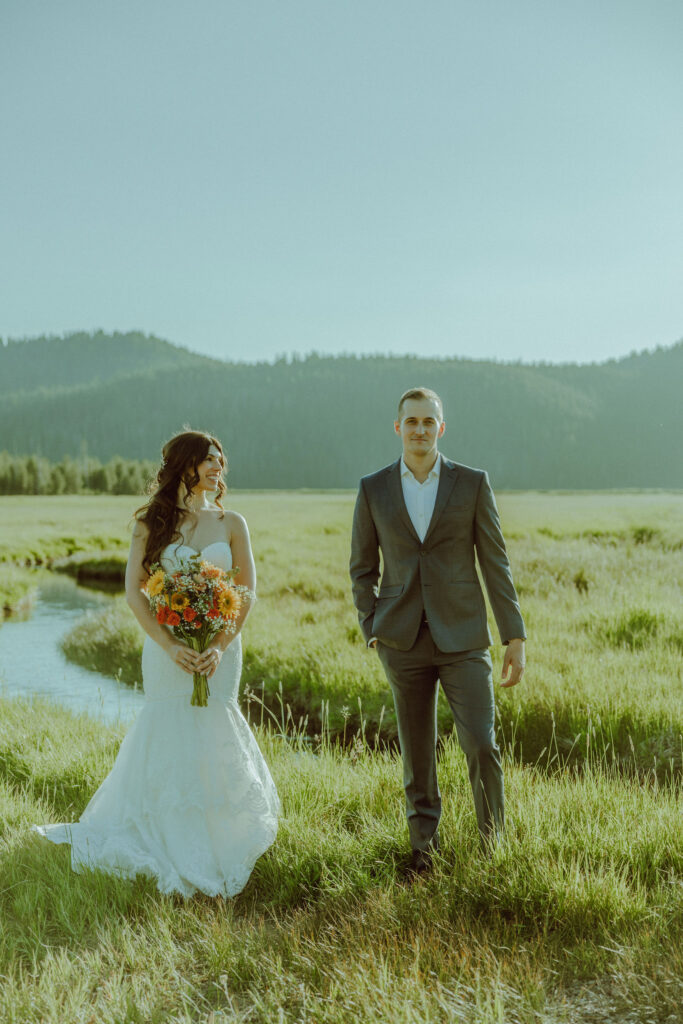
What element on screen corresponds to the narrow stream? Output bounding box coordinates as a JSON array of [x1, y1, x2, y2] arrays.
[[0, 575, 145, 724]]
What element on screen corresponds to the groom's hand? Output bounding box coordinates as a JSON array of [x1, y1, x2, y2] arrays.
[[501, 638, 525, 687]]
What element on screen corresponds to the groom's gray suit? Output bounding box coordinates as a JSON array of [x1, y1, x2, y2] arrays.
[[350, 455, 526, 850]]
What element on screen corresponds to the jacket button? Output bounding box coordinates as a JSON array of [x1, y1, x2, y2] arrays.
[[420, 549, 426, 556]]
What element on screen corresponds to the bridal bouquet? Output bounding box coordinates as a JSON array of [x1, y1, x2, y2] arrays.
[[143, 554, 253, 707]]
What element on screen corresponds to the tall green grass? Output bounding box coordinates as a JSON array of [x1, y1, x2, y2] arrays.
[[1, 695, 682, 1023], [59, 599, 144, 686], [50, 494, 683, 777], [0, 566, 40, 622], [0, 494, 132, 566], [2, 494, 683, 1019]]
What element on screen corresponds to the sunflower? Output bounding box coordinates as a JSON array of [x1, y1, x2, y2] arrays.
[[146, 569, 165, 597], [217, 587, 241, 618], [170, 592, 190, 611]]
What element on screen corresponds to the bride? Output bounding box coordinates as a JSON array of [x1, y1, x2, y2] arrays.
[[35, 430, 280, 897]]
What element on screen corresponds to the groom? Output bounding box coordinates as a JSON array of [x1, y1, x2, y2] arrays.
[[350, 387, 526, 876]]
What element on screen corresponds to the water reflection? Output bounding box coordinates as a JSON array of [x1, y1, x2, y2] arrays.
[[0, 575, 145, 724]]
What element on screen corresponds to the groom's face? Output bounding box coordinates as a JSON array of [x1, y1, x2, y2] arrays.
[[394, 398, 445, 458]]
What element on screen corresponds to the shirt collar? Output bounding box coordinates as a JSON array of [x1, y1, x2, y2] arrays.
[[400, 453, 441, 482]]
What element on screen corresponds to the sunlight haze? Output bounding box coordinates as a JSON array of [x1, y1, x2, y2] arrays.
[[1, 0, 682, 364]]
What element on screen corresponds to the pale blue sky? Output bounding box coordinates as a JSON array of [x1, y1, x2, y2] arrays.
[[1, 0, 681, 364]]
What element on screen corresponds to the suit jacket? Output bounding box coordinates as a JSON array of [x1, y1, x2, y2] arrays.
[[349, 456, 526, 652]]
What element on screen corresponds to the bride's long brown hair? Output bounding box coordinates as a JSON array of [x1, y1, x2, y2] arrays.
[[134, 430, 227, 573]]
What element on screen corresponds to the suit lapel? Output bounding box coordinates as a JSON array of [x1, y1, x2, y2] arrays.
[[387, 460, 421, 544], [423, 458, 458, 544]]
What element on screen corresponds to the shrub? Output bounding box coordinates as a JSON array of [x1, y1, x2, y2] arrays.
[[60, 598, 144, 684], [573, 568, 590, 594], [599, 608, 662, 650], [631, 525, 660, 545]]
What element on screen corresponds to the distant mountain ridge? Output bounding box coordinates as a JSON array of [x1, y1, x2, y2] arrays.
[[1, 331, 681, 488], [0, 330, 221, 398]]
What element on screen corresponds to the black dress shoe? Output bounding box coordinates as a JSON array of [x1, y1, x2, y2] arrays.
[[403, 848, 434, 881]]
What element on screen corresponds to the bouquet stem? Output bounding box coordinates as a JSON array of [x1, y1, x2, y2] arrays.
[[191, 671, 210, 707], [188, 636, 211, 707]]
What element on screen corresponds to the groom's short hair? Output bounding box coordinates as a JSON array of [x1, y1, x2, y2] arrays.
[[397, 387, 443, 421]]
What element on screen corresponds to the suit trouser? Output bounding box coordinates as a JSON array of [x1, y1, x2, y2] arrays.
[[377, 622, 503, 851]]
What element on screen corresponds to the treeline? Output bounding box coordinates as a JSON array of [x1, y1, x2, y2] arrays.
[[1, 331, 682, 489], [0, 452, 156, 496]]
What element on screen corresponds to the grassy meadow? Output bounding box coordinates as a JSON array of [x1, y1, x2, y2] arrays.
[[5, 491, 681, 774], [2, 696, 683, 1023], [1, 491, 682, 1022]]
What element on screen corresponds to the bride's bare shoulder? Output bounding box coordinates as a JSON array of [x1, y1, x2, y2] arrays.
[[131, 516, 150, 541], [218, 508, 249, 540]]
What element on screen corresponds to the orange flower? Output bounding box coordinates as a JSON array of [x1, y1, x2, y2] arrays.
[[201, 562, 223, 580], [156, 606, 168, 624], [167, 611, 181, 627], [183, 606, 197, 622]]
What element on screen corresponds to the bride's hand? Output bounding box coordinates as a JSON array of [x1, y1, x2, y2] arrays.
[[169, 643, 200, 675], [196, 645, 223, 678]]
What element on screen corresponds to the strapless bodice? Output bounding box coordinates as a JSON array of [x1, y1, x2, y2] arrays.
[[160, 541, 232, 573], [145, 539, 239, 705]]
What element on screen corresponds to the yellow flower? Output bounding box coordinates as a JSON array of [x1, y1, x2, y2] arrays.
[[170, 592, 190, 611], [147, 569, 165, 597], [217, 587, 241, 618]]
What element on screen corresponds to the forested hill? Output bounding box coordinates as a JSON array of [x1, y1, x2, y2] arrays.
[[0, 330, 220, 397], [1, 332, 681, 489]]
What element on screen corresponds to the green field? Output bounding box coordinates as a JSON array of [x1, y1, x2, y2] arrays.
[[1, 695, 682, 1024], [1, 492, 682, 1021], [3, 492, 681, 774]]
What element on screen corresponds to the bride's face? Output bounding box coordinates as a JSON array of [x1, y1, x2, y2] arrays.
[[192, 445, 224, 493]]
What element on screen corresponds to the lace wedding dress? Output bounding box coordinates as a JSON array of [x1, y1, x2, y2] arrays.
[[35, 541, 280, 897]]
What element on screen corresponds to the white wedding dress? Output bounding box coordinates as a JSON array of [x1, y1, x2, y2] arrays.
[[35, 541, 280, 897]]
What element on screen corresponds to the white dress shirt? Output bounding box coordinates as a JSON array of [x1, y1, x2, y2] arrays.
[[367, 454, 442, 647], [400, 453, 441, 542]]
